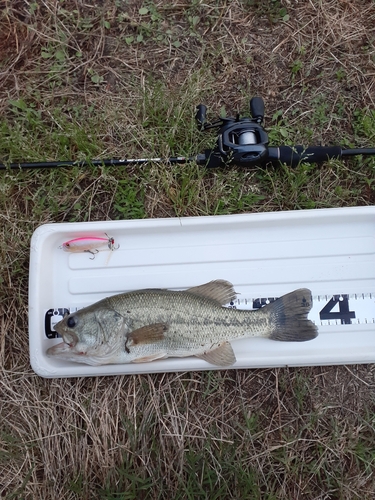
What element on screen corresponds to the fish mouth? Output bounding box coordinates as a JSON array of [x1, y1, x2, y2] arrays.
[[46, 329, 89, 359], [46, 330, 79, 356], [51, 327, 79, 346], [46, 341, 73, 356]]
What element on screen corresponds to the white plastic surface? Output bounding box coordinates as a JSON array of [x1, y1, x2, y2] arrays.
[[28, 206, 375, 378]]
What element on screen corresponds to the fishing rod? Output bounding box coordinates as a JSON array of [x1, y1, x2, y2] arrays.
[[1, 96, 375, 170]]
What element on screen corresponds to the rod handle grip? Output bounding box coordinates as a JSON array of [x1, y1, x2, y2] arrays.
[[274, 146, 342, 166]]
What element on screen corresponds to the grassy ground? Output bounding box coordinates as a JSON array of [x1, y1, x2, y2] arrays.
[[1, 0, 375, 498]]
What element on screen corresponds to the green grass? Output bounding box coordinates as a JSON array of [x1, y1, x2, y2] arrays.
[[1, 1, 375, 499]]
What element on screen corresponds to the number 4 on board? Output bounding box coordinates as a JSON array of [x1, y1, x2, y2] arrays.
[[319, 295, 355, 324]]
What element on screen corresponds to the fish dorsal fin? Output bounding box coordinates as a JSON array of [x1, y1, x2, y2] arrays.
[[187, 280, 237, 306], [196, 341, 236, 366], [126, 323, 167, 350]]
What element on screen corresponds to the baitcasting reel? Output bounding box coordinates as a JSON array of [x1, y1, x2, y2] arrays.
[[195, 97, 269, 168]]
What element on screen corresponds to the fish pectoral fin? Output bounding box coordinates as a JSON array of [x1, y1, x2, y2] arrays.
[[187, 280, 237, 306], [126, 323, 168, 347], [196, 341, 236, 366], [132, 353, 168, 363]]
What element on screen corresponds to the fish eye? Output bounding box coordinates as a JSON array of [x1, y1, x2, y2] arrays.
[[67, 316, 77, 328]]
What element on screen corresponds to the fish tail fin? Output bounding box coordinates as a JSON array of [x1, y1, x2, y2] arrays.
[[264, 288, 318, 342]]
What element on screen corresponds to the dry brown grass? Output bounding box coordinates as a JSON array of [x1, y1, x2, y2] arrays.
[[2, 364, 375, 498], [1, 0, 375, 498]]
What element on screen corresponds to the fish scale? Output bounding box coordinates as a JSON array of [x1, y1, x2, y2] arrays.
[[107, 289, 270, 354]]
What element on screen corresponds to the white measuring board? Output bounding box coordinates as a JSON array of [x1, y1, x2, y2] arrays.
[[28, 206, 375, 378]]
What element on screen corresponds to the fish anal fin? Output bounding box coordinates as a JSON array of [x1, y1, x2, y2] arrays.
[[196, 341, 236, 366], [187, 280, 237, 306], [132, 353, 168, 363], [126, 323, 168, 346]]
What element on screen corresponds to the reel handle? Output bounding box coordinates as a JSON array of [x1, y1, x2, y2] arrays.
[[250, 97, 265, 123], [195, 104, 207, 129]]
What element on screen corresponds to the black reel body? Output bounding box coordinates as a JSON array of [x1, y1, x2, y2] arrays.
[[218, 119, 268, 166], [195, 97, 269, 168]]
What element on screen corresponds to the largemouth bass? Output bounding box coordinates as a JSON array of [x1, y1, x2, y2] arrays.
[[47, 280, 318, 367]]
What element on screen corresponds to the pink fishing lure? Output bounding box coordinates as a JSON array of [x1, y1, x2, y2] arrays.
[[61, 235, 118, 259]]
